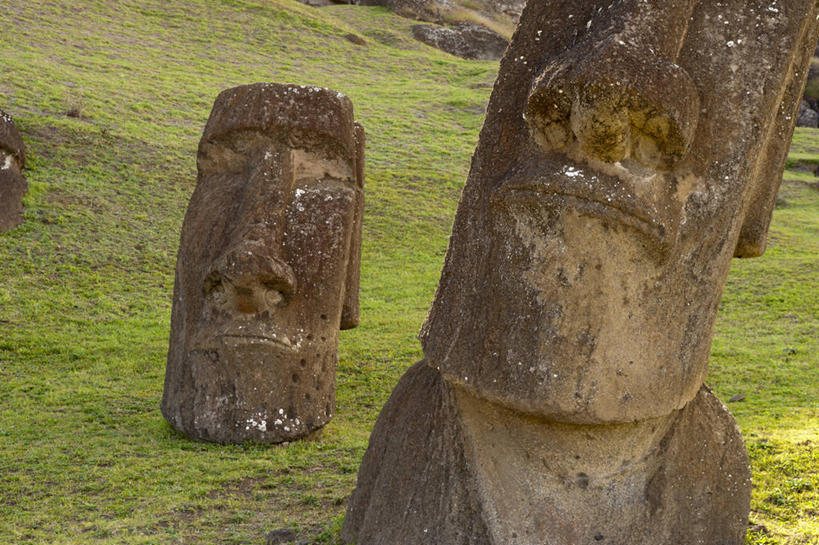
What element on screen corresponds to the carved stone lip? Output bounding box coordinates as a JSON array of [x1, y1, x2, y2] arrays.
[[218, 333, 298, 351], [495, 164, 669, 245]]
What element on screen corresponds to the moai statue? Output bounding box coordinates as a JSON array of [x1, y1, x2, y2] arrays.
[[0, 109, 27, 232], [343, 2, 818, 544], [162, 83, 365, 444]]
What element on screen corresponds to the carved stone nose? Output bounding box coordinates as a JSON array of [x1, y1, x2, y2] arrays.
[[524, 38, 700, 170], [229, 282, 286, 315], [205, 240, 296, 312]]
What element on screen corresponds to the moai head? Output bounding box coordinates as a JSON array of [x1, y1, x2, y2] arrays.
[[0, 109, 28, 232], [420, 0, 818, 423], [162, 83, 364, 444]]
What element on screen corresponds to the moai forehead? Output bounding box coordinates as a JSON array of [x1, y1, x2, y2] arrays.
[[200, 83, 358, 163], [420, 0, 819, 423]]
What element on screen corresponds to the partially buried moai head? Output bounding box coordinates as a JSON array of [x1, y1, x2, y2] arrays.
[[420, 0, 817, 424], [0, 109, 28, 232], [162, 83, 364, 444]]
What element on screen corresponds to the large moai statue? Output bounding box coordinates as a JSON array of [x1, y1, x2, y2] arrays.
[[343, 2, 818, 544], [0, 109, 27, 232], [162, 83, 364, 444]]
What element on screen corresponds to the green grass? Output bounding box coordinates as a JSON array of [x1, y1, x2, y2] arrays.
[[708, 135, 819, 542], [0, 1, 816, 543]]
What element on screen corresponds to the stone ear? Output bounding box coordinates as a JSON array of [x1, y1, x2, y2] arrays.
[[733, 109, 791, 258], [734, 35, 814, 259], [340, 123, 365, 330], [734, 180, 779, 258]]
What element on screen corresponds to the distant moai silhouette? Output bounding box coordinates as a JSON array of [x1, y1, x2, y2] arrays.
[[162, 83, 364, 444], [0, 110, 27, 232], [343, 1, 819, 543]]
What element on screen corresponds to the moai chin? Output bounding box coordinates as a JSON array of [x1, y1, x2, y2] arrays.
[[343, 2, 818, 544], [162, 83, 364, 444], [0, 109, 28, 232]]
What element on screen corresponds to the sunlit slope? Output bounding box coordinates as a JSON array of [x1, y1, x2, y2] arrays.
[[0, 1, 815, 543]]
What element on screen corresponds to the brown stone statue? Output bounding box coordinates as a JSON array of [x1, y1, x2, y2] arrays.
[[343, 2, 818, 544], [0, 109, 27, 232], [162, 83, 364, 444]]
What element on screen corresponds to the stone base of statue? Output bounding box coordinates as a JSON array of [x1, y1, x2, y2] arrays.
[[342, 361, 751, 545]]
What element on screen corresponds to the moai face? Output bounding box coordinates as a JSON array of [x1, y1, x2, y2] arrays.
[[162, 84, 364, 443], [420, 0, 818, 424], [0, 109, 28, 232]]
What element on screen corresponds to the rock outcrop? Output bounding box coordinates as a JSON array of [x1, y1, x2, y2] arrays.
[[343, 1, 819, 543], [0, 110, 27, 232], [162, 83, 364, 444], [356, 0, 523, 24], [412, 22, 507, 60], [797, 99, 819, 127], [296, 0, 335, 6], [801, 62, 819, 123], [354, 0, 522, 59]]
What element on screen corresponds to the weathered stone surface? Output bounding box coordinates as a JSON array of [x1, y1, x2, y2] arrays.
[[804, 62, 819, 97], [344, 33, 367, 46], [412, 22, 508, 60], [265, 528, 296, 544], [344, 1, 818, 543], [421, 0, 817, 422], [492, 0, 525, 22], [343, 362, 493, 545], [352, 0, 452, 22], [356, 0, 525, 24], [162, 83, 364, 444], [340, 0, 523, 58], [0, 109, 27, 232], [294, 0, 335, 6], [797, 99, 819, 127], [345, 363, 750, 544]]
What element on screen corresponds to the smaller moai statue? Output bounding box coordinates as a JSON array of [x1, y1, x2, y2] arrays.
[[162, 83, 364, 444], [0, 109, 28, 232]]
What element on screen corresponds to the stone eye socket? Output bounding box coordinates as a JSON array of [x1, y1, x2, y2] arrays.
[[204, 277, 228, 305], [204, 274, 223, 294]]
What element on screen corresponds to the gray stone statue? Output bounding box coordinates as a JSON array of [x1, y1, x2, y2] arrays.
[[343, 1, 818, 543], [0, 109, 27, 232], [162, 83, 364, 444]]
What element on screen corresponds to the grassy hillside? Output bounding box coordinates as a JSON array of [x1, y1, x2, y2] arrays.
[[0, 1, 816, 543]]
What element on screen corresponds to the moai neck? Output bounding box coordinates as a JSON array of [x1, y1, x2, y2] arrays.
[[453, 385, 675, 544]]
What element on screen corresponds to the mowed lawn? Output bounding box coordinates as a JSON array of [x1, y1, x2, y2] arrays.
[[0, 1, 816, 543]]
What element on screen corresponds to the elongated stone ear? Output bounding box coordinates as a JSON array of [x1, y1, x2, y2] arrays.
[[734, 30, 815, 258], [734, 166, 782, 258], [340, 122, 365, 330]]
